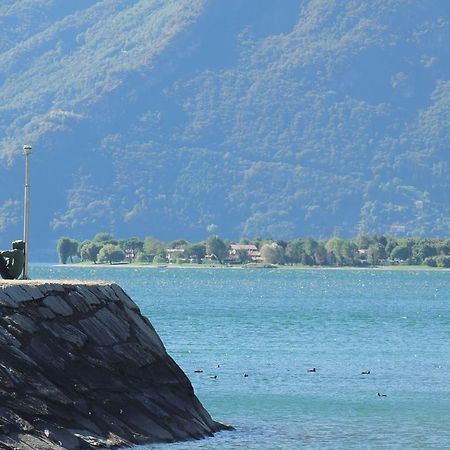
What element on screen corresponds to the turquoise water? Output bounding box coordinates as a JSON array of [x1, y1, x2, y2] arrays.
[[31, 265, 450, 449]]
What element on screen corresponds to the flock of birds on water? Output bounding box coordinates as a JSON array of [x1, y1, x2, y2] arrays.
[[193, 366, 388, 397]]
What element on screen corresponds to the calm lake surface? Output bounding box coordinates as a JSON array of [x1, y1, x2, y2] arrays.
[[31, 264, 450, 449]]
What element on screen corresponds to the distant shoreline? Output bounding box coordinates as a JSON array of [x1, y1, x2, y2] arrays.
[[52, 262, 450, 271]]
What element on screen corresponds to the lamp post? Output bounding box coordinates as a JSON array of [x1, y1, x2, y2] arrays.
[[23, 145, 32, 279]]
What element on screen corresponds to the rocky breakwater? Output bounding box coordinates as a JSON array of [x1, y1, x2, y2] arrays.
[[0, 280, 230, 449]]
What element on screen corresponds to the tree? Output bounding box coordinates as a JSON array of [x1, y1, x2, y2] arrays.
[[325, 237, 347, 264], [390, 245, 410, 261], [153, 253, 167, 264], [57, 237, 79, 264], [438, 239, 450, 255], [301, 253, 314, 266], [367, 243, 383, 266], [206, 236, 228, 263], [342, 241, 357, 261], [97, 244, 125, 264], [412, 240, 437, 263], [304, 237, 318, 258], [184, 243, 206, 263], [169, 239, 189, 249], [93, 232, 117, 244], [119, 237, 144, 262], [236, 249, 252, 264], [356, 234, 374, 250], [143, 236, 166, 260], [260, 242, 284, 264], [285, 239, 304, 264], [436, 256, 450, 268], [384, 237, 398, 256], [79, 240, 103, 263], [314, 243, 328, 265]]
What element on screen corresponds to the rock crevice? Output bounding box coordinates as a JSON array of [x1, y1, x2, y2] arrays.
[[0, 281, 230, 449]]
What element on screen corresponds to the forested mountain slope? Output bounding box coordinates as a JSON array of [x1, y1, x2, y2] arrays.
[[0, 0, 449, 259]]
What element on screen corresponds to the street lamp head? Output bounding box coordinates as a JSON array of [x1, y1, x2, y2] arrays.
[[23, 145, 32, 156]]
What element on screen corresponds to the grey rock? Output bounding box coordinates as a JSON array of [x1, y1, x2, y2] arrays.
[[74, 286, 101, 306], [41, 323, 88, 349], [1, 287, 32, 303], [38, 424, 81, 450], [0, 364, 25, 387], [126, 308, 166, 356], [97, 285, 120, 302], [35, 307, 56, 320], [0, 327, 20, 347], [25, 337, 67, 372], [109, 284, 140, 311], [25, 372, 72, 405], [72, 430, 130, 449], [9, 397, 49, 416], [78, 316, 118, 346], [5, 314, 37, 334], [94, 307, 130, 342], [43, 296, 73, 317], [37, 284, 65, 296], [65, 291, 91, 313], [18, 285, 43, 301], [6, 345, 39, 368], [118, 408, 174, 442], [0, 289, 19, 309], [111, 342, 156, 367], [18, 433, 65, 450]]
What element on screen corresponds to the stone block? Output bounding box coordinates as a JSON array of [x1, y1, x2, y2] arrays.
[[111, 342, 156, 367], [78, 316, 118, 347], [74, 286, 101, 307], [25, 338, 67, 372], [35, 307, 56, 320], [65, 292, 91, 314], [41, 323, 88, 349], [109, 284, 140, 311], [18, 285, 44, 301], [0, 327, 20, 347], [17, 433, 66, 450], [25, 372, 72, 405], [6, 314, 38, 334], [37, 284, 65, 296], [0, 289, 19, 309], [39, 424, 81, 450], [94, 308, 130, 342], [2, 287, 32, 303], [98, 285, 120, 302], [43, 296, 73, 317], [118, 407, 174, 442], [126, 309, 166, 356]]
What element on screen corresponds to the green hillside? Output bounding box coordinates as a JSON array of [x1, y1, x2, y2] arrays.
[[0, 0, 449, 259]]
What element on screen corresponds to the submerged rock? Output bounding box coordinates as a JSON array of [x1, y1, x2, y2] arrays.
[[0, 280, 231, 449]]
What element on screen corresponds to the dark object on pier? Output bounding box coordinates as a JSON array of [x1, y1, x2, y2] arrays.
[[0, 240, 25, 279]]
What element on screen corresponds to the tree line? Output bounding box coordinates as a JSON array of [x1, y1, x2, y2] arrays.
[[57, 233, 450, 268]]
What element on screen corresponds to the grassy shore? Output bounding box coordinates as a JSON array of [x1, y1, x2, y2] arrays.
[[55, 262, 449, 270]]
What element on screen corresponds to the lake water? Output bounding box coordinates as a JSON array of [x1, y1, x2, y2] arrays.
[[31, 265, 450, 449]]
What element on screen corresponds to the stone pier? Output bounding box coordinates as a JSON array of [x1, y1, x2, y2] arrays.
[[0, 280, 230, 449]]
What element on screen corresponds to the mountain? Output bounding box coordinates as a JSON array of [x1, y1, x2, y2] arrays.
[[1, 0, 449, 260]]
